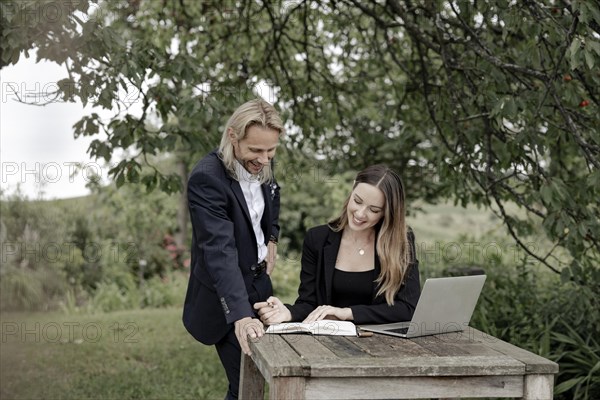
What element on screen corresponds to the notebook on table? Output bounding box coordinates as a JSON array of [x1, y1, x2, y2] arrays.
[[359, 275, 486, 338]]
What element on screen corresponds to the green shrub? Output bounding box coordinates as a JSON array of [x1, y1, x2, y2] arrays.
[[82, 271, 188, 313], [141, 273, 187, 308], [0, 267, 44, 310], [89, 281, 140, 312], [0, 266, 67, 311], [552, 322, 600, 399], [472, 262, 600, 400]]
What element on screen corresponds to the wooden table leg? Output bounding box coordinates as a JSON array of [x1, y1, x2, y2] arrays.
[[523, 374, 554, 400], [269, 377, 306, 400], [239, 353, 265, 400]]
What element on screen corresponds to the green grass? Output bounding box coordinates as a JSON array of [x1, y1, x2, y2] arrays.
[[0, 308, 227, 399]]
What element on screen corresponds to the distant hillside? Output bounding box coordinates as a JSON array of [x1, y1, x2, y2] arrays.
[[408, 200, 505, 244]]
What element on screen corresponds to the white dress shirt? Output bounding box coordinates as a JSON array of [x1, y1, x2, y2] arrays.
[[235, 161, 267, 263]]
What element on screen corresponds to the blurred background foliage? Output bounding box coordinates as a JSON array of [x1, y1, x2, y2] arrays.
[[1, 0, 599, 399]]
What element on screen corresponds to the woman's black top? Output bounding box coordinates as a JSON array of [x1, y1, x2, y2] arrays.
[[331, 268, 375, 308]]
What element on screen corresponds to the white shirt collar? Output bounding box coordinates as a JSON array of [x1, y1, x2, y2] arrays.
[[234, 160, 261, 184]]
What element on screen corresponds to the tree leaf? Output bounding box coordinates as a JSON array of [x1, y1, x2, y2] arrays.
[[584, 49, 595, 70], [554, 377, 583, 395]]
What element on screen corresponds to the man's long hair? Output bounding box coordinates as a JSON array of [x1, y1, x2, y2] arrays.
[[218, 99, 285, 183], [329, 164, 413, 305]]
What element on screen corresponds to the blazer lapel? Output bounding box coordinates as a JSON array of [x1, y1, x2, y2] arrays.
[[322, 230, 342, 304], [230, 179, 252, 226], [260, 184, 271, 243]]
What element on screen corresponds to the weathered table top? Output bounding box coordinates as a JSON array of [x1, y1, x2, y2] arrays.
[[240, 327, 558, 399]]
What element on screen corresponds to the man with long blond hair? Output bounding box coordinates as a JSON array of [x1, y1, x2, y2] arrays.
[[183, 98, 284, 399]]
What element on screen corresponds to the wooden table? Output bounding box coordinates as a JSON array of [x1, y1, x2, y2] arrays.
[[240, 327, 558, 399]]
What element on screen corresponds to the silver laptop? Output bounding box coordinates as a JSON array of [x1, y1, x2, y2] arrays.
[[360, 275, 486, 338]]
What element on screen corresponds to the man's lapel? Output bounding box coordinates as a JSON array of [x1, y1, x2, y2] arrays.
[[229, 178, 252, 225], [260, 184, 271, 243]]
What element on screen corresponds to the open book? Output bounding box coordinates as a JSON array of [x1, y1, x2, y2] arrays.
[[265, 320, 358, 336]]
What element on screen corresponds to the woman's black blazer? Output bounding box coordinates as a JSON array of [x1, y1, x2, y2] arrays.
[[286, 224, 421, 324]]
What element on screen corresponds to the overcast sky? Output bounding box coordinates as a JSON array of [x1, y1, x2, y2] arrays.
[[1, 53, 106, 200]]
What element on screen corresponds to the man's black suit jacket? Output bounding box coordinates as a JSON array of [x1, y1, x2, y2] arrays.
[[183, 151, 280, 345], [286, 225, 420, 324]]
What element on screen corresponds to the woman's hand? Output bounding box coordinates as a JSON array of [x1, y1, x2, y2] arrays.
[[253, 296, 292, 325], [302, 305, 353, 323]]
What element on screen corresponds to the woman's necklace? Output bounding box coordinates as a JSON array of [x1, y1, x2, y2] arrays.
[[347, 231, 373, 256]]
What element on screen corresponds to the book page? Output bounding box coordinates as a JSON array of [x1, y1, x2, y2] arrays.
[[265, 322, 310, 334], [266, 320, 358, 336]]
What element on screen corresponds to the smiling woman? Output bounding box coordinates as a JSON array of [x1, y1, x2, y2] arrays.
[[344, 183, 385, 255], [254, 164, 421, 327]]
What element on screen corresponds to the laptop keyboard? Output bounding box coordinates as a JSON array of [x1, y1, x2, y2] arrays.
[[388, 327, 409, 334]]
